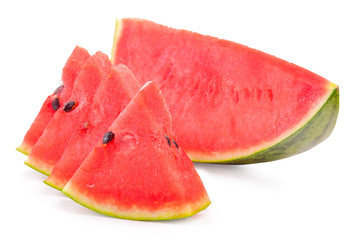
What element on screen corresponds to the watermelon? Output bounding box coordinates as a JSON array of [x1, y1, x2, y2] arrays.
[[44, 64, 140, 190], [62, 81, 211, 220], [111, 18, 339, 164], [17, 46, 90, 155], [25, 52, 112, 175]]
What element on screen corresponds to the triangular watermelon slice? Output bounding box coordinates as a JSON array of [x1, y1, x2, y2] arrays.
[[25, 52, 112, 175], [44, 64, 140, 190], [17, 46, 90, 155], [111, 18, 339, 164], [63, 81, 211, 220]]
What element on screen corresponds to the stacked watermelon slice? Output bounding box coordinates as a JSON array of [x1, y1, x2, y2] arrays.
[[18, 46, 210, 220], [17, 18, 339, 221], [17, 46, 90, 155]]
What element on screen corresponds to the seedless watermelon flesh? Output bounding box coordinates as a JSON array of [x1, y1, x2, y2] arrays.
[[45, 64, 140, 190], [63, 82, 211, 220], [111, 18, 339, 164], [25, 52, 112, 175], [17, 46, 90, 155]]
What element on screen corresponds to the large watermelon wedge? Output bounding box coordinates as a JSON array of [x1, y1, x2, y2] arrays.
[[111, 18, 339, 164], [25, 52, 112, 175], [63, 81, 211, 220], [44, 64, 140, 190], [17, 46, 90, 155]]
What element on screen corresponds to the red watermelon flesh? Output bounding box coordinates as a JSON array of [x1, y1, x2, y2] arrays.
[[17, 46, 90, 155], [63, 81, 211, 220], [111, 18, 339, 163], [45, 64, 140, 190], [25, 52, 112, 175]]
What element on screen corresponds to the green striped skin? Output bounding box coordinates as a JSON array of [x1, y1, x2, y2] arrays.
[[194, 87, 339, 164]]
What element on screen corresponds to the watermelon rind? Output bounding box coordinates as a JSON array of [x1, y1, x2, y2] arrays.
[[193, 86, 339, 164], [62, 182, 211, 221], [24, 161, 50, 176], [16, 145, 29, 156], [24, 154, 54, 176], [43, 178, 63, 191]]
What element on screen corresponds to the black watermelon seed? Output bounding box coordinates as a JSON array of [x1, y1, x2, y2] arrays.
[[172, 139, 179, 149], [52, 98, 60, 111], [63, 100, 77, 112], [54, 85, 64, 95], [165, 135, 171, 147], [103, 131, 115, 144]]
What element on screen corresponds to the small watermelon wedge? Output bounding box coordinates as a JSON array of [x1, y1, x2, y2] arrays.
[[25, 52, 112, 175], [17, 46, 90, 155], [44, 64, 140, 190], [63, 81, 211, 220], [111, 18, 339, 164]]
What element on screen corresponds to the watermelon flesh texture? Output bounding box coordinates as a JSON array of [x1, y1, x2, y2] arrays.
[[63, 81, 211, 220], [17, 46, 90, 155], [25, 52, 112, 175], [45, 64, 140, 190], [111, 18, 339, 164]]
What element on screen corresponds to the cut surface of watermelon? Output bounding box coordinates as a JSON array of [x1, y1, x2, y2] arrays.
[[17, 46, 90, 155], [63, 81, 210, 220], [45, 64, 140, 190], [25, 52, 112, 175], [111, 18, 339, 164]]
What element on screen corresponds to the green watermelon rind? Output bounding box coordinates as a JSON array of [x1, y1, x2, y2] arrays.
[[24, 161, 50, 176], [62, 182, 211, 221], [195, 87, 339, 164], [24, 155, 54, 176], [43, 178, 63, 191], [16, 145, 29, 156]]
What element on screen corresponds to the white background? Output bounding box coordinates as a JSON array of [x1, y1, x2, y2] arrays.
[[1, 0, 355, 239]]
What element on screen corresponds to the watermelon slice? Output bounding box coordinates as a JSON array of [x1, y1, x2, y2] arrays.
[[111, 18, 339, 164], [17, 46, 90, 155], [63, 81, 211, 220], [25, 52, 112, 175], [44, 64, 140, 190]]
